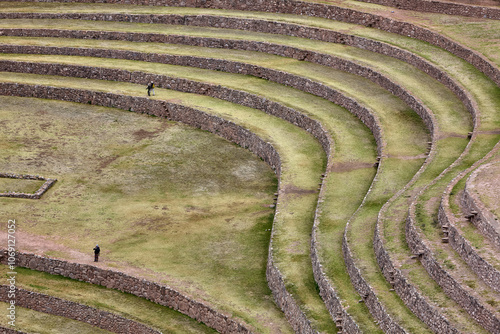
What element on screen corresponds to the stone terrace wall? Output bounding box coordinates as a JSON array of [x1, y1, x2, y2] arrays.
[[436, 157, 500, 294], [311, 221, 363, 332], [10, 0, 498, 89], [0, 285, 161, 334], [342, 191, 408, 333], [0, 41, 387, 154], [373, 225, 459, 333], [355, 0, 500, 19], [463, 163, 500, 249], [1, 251, 254, 333], [0, 11, 478, 125], [0, 58, 390, 331], [0, 12, 477, 129], [405, 213, 500, 333], [5, 26, 476, 134], [438, 203, 500, 293], [6, 19, 454, 333], [0, 13, 480, 334]]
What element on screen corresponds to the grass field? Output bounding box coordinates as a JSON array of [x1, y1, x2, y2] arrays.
[[0, 95, 295, 333]]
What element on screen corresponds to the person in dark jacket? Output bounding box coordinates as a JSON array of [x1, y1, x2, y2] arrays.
[[93, 244, 100, 262], [146, 81, 155, 96]]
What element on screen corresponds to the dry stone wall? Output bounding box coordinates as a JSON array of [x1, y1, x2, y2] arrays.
[[1, 24, 479, 332], [0, 58, 331, 160], [373, 225, 459, 333], [0, 82, 331, 333], [0, 58, 390, 331], [0, 3, 498, 332], [0, 11, 479, 126], [406, 213, 500, 333], [0, 41, 390, 153], [463, 164, 500, 249], [438, 204, 500, 293], [9, 0, 497, 90], [311, 230, 362, 334], [0, 25, 476, 132], [343, 209, 408, 333], [0, 23, 454, 334], [0, 285, 161, 334], [2, 252, 253, 334], [354, 0, 500, 19], [0, 251, 254, 333]]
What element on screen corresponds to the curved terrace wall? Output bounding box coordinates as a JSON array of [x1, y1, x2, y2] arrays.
[[354, 0, 500, 20], [437, 148, 500, 294], [2, 37, 439, 154], [0, 24, 477, 131], [0, 52, 386, 152], [9, 0, 499, 89], [374, 222, 459, 333], [463, 163, 500, 249], [2, 33, 480, 332], [0, 285, 161, 334], [0, 57, 331, 154], [402, 101, 500, 333], [11, 17, 463, 333], [370, 98, 461, 332], [0, 11, 479, 124], [0, 57, 400, 331], [438, 202, 500, 293], [342, 169, 408, 334], [1, 251, 253, 334], [406, 212, 500, 333], [0, 3, 492, 330], [0, 53, 389, 331]]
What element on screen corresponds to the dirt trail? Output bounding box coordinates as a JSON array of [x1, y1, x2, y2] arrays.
[[0, 230, 190, 291]]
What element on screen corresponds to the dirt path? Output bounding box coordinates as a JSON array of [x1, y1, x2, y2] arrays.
[[0, 230, 199, 295]]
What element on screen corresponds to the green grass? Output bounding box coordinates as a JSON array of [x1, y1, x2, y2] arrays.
[[0, 302, 114, 334], [0, 94, 295, 333], [0, 265, 216, 333], [0, 70, 333, 331], [0, 178, 45, 194]]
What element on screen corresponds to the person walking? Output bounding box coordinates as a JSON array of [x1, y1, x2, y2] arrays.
[[146, 81, 155, 96], [93, 244, 100, 262]]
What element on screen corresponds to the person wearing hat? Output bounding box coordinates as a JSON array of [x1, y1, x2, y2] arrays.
[[93, 244, 100, 262]]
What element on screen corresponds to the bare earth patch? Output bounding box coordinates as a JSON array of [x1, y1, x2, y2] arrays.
[[470, 160, 500, 218]]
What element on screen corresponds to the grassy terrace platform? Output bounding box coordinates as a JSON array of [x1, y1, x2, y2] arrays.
[[0, 265, 215, 333], [3, 71, 328, 331]]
